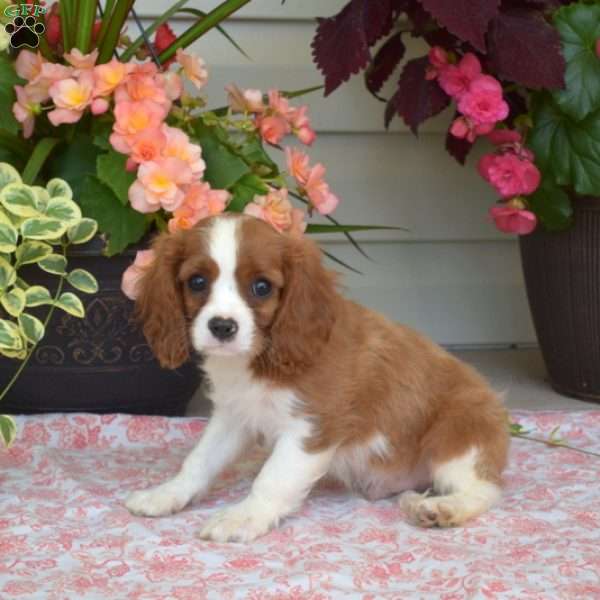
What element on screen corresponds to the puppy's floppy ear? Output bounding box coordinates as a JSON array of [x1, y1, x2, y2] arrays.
[[135, 231, 190, 369], [262, 235, 337, 376]]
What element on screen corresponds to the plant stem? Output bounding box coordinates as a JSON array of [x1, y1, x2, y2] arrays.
[[157, 0, 251, 64], [96, 0, 116, 50], [511, 432, 600, 458], [74, 0, 98, 52], [97, 0, 134, 64], [59, 0, 74, 52], [0, 266, 65, 405], [21, 138, 60, 185], [120, 0, 189, 62]]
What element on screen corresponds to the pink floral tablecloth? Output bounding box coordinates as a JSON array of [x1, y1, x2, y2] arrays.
[[1, 411, 600, 599]]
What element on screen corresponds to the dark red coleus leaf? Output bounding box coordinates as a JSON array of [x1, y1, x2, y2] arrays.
[[155, 23, 177, 52], [384, 56, 450, 133], [365, 33, 406, 97], [488, 10, 565, 89], [504, 90, 528, 127], [445, 128, 473, 165], [419, 0, 500, 51], [312, 0, 399, 95]]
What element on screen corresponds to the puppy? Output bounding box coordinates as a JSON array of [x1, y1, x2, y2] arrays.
[[125, 214, 509, 542]]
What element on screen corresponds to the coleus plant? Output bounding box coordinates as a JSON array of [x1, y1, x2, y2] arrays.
[[312, 0, 600, 234]]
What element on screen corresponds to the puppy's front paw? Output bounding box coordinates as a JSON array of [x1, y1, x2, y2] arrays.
[[125, 483, 189, 517], [198, 499, 277, 543]]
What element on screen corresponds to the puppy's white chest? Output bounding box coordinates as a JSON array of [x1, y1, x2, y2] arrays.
[[203, 356, 299, 444]]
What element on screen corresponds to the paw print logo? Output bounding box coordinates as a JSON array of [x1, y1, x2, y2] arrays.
[[5, 15, 45, 49]]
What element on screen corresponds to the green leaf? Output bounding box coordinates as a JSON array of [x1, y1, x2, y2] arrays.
[[38, 253, 67, 275], [67, 218, 98, 245], [227, 174, 269, 212], [1, 287, 25, 317], [97, 149, 136, 205], [0, 318, 22, 350], [46, 178, 73, 200], [0, 256, 16, 291], [0, 54, 23, 135], [31, 186, 50, 212], [0, 415, 17, 448], [46, 136, 102, 200], [55, 292, 85, 318], [0, 183, 41, 217], [0, 163, 22, 191], [78, 176, 147, 256], [45, 197, 82, 226], [24, 285, 52, 307], [191, 122, 250, 189], [21, 217, 67, 240], [528, 95, 600, 196], [15, 241, 52, 265], [237, 136, 278, 175], [21, 138, 60, 186], [90, 117, 114, 150], [67, 269, 99, 294], [527, 177, 573, 232], [0, 222, 18, 253], [18, 312, 45, 344], [553, 3, 600, 121]]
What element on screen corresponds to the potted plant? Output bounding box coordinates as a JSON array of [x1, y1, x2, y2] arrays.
[[0, 0, 391, 415], [311, 0, 600, 401]]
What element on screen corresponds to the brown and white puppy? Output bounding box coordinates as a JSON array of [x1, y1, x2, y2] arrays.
[[125, 213, 509, 542]]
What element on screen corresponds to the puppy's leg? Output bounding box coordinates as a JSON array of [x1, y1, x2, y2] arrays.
[[401, 447, 501, 528], [199, 421, 334, 543], [126, 409, 250, 517]]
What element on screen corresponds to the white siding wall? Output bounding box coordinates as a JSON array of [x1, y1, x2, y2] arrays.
[[136, 0, 536, 346]]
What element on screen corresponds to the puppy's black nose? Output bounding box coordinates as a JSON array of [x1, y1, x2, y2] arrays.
[[208, 317, 238, 341]]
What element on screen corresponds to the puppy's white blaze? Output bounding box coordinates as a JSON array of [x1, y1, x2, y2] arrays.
[[191, 217, 255, 355]]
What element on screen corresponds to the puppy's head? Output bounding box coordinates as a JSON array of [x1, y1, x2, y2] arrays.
[[135, 214, 337, 374]]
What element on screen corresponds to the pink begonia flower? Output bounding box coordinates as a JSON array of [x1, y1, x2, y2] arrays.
[[450, 116, 494, 142], [128, 127, 167, 165], [126, 158, 138, 172], [289, 106, 316, 145], [175, 49, 208, 89], [12, 85, 39, 138], [487, 129, 522, 145], [303, 163, 339, 215], [267, 89, 293, 118], [114, 70, 169, 110], [458, 75, 509, 125], [48, 71, 94, 126], [478, 152, 541, 198], [121, 250, 155, 300], [285, 146, 311, 184], [426, 46, 449, 80], [25, 62, 73, 102], [225, 84, 264, 113], [244, 187, 296, 232], [490, 205, 537, 235], [168, 182, 230, 233], [64, 48, 98, 70], [110, 100, 167, 154], [15, 49, 44, 81], [94, 58, 129, 96], [91, 98, 109, 115], [162, 124, 205, 177], [257, 115, 290, 145], [438, 53, 482, 99], [128, 157, 193, 213]]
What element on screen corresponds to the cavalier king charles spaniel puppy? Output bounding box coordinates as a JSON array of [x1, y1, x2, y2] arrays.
[[125, 213, 509, 542]]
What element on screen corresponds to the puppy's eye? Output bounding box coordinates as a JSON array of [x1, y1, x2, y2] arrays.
[[251, 278, 272, 298], [188, 274, 207, 292]]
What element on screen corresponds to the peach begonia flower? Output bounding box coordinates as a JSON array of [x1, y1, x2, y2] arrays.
[[91, 98, 109, 115], [12, 85, 40, 138], [289, 105, 316, 145], [267, 89, 293, 119], [114, 70, 169, 110], [303, 163, 339, 215], [162, 124, 205, 177], [94, 58, 129, 97], [285, 146, 310, 184], [128, 157, 193, 213], [168, 182, 230, 233], [256, 114, 290, 145], [64, 48, 99, 70], [243, 187, 296, 233], [128, 127, 167, 165], [121, 249, 155, 300], [15, 49, 44, 81], [109, 100, 167, 154], [225, 84, 264, 113], [175, 49, 208, 89], [48, 71, 94, 126], [159, 71, 183, 101]]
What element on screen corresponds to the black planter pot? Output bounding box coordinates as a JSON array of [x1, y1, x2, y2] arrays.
[[519, 198, 600, 402], [0, 238, 200, 415]]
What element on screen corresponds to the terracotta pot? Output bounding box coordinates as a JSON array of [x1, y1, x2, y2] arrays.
[[0, 238, 200, 415], [520, 198, 600, 401]]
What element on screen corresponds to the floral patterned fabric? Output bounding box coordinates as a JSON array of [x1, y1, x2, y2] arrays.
[[1, 410, 600, 599]]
